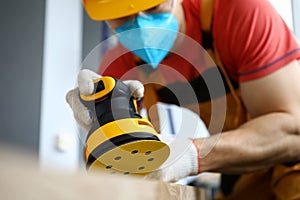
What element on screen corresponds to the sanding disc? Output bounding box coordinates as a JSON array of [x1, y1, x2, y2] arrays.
[[88, 139, 170, 175]]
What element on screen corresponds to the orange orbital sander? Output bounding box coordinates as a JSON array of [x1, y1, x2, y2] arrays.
[[80, 76, 170, 175]]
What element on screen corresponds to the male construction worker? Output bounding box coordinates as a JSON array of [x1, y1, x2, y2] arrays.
[[66, 0, 300, 199]]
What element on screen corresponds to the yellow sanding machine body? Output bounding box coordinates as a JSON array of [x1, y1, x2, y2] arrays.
[[80, 76, 170, 175]]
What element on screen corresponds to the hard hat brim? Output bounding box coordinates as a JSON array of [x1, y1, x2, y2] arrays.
[[83, 0, 167, 21]]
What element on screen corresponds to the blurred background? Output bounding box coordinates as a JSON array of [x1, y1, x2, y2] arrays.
[[0, 0, 299, 173]]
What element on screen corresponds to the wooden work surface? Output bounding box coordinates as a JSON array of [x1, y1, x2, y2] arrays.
[[0, 145, 207, 200]]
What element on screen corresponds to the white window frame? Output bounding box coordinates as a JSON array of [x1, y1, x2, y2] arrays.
[[39, 0, 83, 172], [292, 0, 300, 41]]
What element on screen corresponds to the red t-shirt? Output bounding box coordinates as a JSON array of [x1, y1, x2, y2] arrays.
[[213, 0, 300, 82], [99, 0, 300, 83]]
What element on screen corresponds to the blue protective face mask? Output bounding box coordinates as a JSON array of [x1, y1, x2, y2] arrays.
[[115, 12, 179, 69]]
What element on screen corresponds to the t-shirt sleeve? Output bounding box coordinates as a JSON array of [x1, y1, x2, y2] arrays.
[[214, 0, 300, 82]]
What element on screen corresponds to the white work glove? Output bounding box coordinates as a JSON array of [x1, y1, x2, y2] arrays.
[[145, 135, 200, 183], [65, 69, 144, 132]]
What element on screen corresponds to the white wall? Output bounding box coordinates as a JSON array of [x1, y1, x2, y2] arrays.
[[39, 0, 83, 172]]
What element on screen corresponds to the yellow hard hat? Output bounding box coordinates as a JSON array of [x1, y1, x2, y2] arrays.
[[83, 0, 167, 21]]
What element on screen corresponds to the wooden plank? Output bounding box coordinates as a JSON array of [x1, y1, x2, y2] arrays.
[[0, 145, 207, 200]]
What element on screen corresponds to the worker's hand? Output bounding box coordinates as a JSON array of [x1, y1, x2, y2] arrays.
[[65, 69, 144, 132], [145, 135, 200, 182]]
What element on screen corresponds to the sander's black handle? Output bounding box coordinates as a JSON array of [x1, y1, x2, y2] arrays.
[[80, 76, 142, 131]]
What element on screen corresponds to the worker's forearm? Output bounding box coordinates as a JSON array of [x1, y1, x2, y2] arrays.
[[194, 112, 300, 174]]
